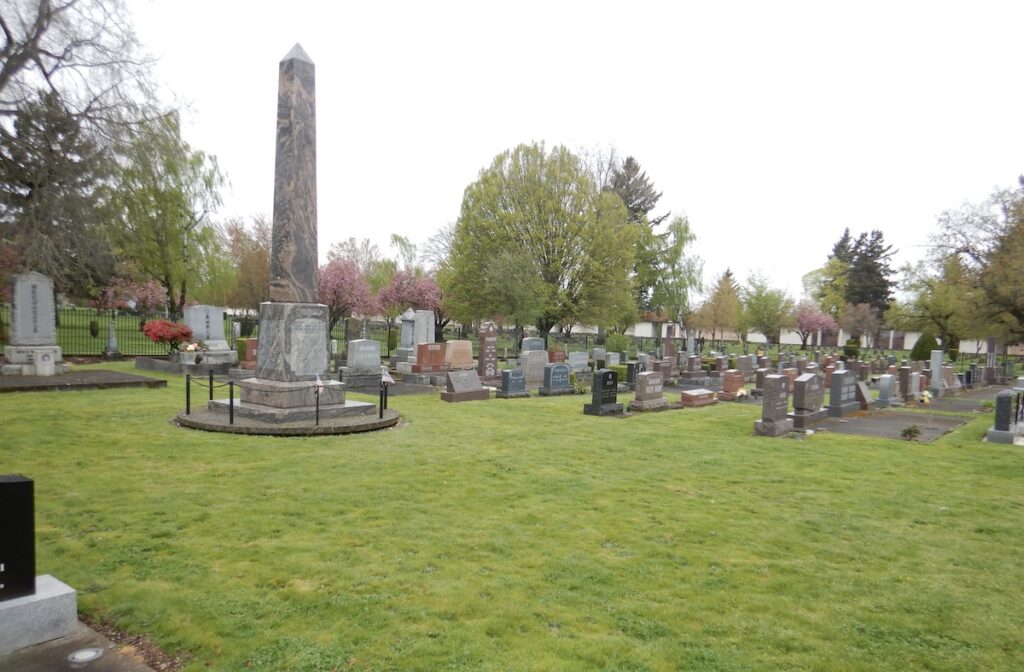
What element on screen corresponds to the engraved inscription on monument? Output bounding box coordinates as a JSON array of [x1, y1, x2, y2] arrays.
[[291, 318, 326, 376]]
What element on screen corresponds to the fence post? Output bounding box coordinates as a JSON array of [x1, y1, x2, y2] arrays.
[[229, 381, 234, 425], [185, 375, 191, 415], [379, 381, 385, 419], [208, 370, 214, 401]]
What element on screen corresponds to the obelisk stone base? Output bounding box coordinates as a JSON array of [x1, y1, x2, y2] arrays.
[[236, 301, 343, 410], [252, 301, 330, 382]]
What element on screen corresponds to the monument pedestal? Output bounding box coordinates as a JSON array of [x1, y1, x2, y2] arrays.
[[0, 575, 77, 656], [2, 346, 69, 376]]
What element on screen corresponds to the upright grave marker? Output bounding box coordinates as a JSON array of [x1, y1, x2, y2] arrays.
[[2, 272, 69, 377], [477, 324, 499, 381], [584, 369, 623, 416], [496, 368, 529, 398], [828, 369, 859, 417], [789, 373, 825, 430], [755, 375, 793, 436], [629, 371, 668, 412], [539, 363, 573, 396], [441, 370, 490, 402], [0, 475, 77, 655]]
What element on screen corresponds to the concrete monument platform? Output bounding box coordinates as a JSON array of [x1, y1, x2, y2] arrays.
[[176, 405, 398, 436], [0, 369, 166, 394], [0, 575, 77, 656]]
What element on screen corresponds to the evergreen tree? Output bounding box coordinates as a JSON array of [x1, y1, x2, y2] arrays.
[[846, 230, 896, 314], [604, 155, 670, 311], [0, 91, 117, 294], [829, 228, 855, 263]]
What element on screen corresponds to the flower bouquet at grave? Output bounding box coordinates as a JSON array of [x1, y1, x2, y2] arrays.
[[142, 320, 194, 354]]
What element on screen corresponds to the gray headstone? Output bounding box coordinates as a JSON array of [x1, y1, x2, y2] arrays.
[[498, 368, 527, 397], [793, 373, 824, 412], [542, 363, 571, 390], [567, 351, 590, 372], [346, 338, 380, 370], [399, 308, 416, 349], [606, 352, 620, 366], [762, 376, 789, 421], [10, 272, 56, 346], [185, 305, 230, 350], [413, 310, 433, 345], [521, 349, 548, 385], [521, 336, 546, 351], [828, 368, 859, 417], [634, 371, 664, 401], [446, 370, 484, 395]]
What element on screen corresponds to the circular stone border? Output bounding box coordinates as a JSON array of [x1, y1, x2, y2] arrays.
[[174, 407, 400, 436]]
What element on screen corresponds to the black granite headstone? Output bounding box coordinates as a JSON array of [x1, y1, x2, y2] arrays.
[[584, 369, 623, 416], [994, 390, 1012, 431], [0, 475, 35, 601]]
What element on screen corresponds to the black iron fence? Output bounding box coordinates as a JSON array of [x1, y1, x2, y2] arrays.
[[0, 305, 236, 357]]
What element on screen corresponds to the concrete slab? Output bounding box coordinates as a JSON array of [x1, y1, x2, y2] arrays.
[[814, 411, 968, 442], [0, 621, 155, 672], [0, 370, 166, 394]]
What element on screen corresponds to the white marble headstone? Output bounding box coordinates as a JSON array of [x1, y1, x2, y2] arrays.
[[184, 305, 230, 351], [10, 272, 56, 346]]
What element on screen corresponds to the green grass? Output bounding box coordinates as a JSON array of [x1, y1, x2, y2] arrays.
[[3, 361, 1023, 671]]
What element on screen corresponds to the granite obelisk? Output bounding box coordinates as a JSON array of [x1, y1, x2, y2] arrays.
[[237, 44, 346, 413], [270, 43, 317, 303]]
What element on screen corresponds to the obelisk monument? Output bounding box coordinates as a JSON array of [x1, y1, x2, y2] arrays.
[[238, 44, 345, 412]]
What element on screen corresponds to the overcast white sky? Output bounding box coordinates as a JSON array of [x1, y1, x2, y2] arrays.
[[131, 0, 1024, 301]]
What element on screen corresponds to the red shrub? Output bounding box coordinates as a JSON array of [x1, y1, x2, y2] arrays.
[[142, 320, 193, 353]]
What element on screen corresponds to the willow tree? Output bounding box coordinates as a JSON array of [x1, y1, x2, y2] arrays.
[[445, 142, 636, 345]]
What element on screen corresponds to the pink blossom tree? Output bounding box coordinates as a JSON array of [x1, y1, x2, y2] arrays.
[[377, 270, 451, 340], [793, 301, 838, 349], [94, 277, 168, 312], [318, 259, 375, 334]]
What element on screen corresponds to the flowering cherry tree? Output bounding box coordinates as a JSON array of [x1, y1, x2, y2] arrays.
[[94, 277, 168, 311], [377, 270, 451, 339], [318, 259, 375, 334], [793, 301, 838, 349]]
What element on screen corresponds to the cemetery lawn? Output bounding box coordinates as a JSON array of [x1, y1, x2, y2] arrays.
[[4, 362, 1023, 672]]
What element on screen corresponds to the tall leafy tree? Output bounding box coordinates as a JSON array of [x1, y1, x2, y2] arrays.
[[651, 215, 703, 330], [1, 0, 156, 137], [742, 275, 795, 347], [112, 115, 224, 317], [0, 91, 116, 294], [691, 270, 741, 347], [447, 142, 636, 345], [931, 178, 1024, 343], [221, 215, 271, 313]]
